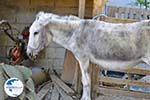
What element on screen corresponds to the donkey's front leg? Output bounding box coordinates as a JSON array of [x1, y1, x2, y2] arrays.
[[77, 58, 91, 100]]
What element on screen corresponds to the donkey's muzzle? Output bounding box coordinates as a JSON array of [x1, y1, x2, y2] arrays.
[[26, 48, 36, 60]]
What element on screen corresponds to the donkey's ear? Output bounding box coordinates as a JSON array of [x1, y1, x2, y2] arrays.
[[36, 11, 45, 20]]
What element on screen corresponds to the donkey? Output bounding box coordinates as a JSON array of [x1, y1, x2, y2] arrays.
[[27, 12, 150, 100]]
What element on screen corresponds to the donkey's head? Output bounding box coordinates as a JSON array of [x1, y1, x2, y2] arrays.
[[27, 12, 54, 59]]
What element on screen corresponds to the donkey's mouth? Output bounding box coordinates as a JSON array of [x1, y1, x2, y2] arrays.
[[28, 54, 37, 61], [27, 50, 38, 61]]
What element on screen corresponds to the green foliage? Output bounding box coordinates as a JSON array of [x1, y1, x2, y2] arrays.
[[131, 0, 150, 9]]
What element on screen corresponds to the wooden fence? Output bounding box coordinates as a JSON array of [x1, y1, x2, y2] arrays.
[[97, 67, 150, 99], [106, 6, 150, 20]]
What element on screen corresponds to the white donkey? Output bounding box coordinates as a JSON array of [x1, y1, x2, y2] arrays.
[[27, 12, 150, 100]]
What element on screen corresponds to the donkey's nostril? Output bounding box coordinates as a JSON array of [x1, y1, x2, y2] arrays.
[[29, 53, 32, 57]]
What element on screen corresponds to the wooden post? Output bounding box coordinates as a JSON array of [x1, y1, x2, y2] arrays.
[[90, 64, 100, 100], [78, 0, 86, 18], [61, 51, 77, 84], [92, 0, 108, 16], [91, 0, 108, 99]]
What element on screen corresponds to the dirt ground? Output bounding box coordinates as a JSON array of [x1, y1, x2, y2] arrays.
[[96, 95, 148, 100]]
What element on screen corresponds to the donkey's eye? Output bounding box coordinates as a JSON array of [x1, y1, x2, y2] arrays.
[[34, 32, 38, 35]]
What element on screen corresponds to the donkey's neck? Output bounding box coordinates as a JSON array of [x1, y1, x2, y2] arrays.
[[49, 19, 81, 48]]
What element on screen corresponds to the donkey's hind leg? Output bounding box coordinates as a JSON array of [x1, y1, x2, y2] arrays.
[[77, 57, 91, 100]]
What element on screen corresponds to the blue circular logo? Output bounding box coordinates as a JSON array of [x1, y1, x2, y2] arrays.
[[4, 78, 24, 97]]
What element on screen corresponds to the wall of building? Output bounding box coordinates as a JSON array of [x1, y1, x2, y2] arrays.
[[106, 6, 150, 20], [0, 0, 93, 74]]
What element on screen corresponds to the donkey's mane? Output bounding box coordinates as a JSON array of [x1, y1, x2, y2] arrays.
[[35, 12, 80, 27]]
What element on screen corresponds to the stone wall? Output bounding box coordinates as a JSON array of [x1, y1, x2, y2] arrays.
[[0, 0, 93, 74]]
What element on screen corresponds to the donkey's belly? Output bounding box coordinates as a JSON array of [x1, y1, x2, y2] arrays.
[[90, 57, 141, 70]]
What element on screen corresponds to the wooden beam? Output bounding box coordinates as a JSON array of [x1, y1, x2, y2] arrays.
[[61, 51, 77, 84], [90, 64, 100, 99], [78, 0, 86, 18], [36, 82, 51, 100], [99, 67, 150, 76], [92, 0, 108, 16], [101, 17, 136, 23], [55, 83, 74, 100], [99, 76, 150, 88], [51, 86, 59, 100], [98, 86, 150, 99], [51, 74, 75, 95], [126, 68, 150, 75]]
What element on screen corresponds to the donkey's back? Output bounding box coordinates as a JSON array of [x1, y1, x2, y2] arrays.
[[70, 20, 150, 70]]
